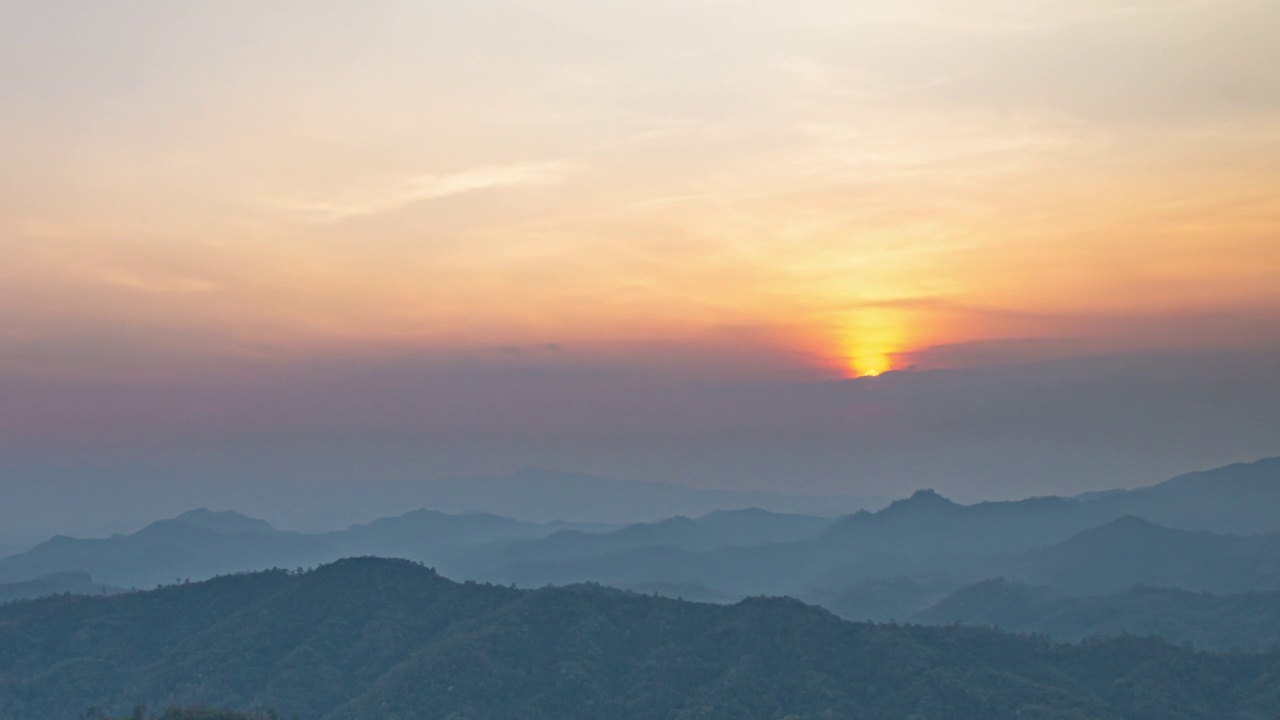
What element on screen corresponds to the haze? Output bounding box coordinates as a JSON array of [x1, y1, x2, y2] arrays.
[[2, 0, 1279, 537]]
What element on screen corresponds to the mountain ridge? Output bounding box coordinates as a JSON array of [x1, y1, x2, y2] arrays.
[[3, 557, 1280, 720]]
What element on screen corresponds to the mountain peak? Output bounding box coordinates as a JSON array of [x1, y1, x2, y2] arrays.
[[174, 508, 275, 535], [883, 489, 960, 513], [910, 489, 946, 501]]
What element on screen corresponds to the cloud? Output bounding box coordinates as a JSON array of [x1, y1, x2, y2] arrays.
[[275, 162, 575, 222], [95, 270, 218, 295]]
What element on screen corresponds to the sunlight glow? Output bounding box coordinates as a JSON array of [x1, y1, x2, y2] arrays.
[[850, 353, 894, 378], [839, 309, 906, 378]]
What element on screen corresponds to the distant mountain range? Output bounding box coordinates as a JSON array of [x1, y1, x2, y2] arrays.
[[303, 467, 887, 525], [1, 456, 1277, 639], [1083, 457, 1280, 535], [2, 558, 1278, 720], [480, 457, 1280, 599], [0, 571, 117, 604], [1009, 516, 1280, 595], [0, 465, 887, 541], [0, 507, 584, 589]]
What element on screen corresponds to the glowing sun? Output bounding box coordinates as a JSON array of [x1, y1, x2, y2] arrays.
[[850, 353, 894, 378]]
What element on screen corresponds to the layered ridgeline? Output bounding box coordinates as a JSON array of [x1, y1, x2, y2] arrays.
[[0, 572, 116, 605], [2, 457, 1278, 637], [3, 558, 1280, 720], [916, 578, 1280, 652], [0, 508, 581, 590], [473, 457, 1280, 617]]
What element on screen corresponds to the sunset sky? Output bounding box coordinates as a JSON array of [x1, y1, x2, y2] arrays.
[[2, 1, 1279, 531]]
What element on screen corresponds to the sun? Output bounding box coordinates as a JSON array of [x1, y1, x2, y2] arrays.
[[850, 352, 894, 378], [838, 309, 904, 378]]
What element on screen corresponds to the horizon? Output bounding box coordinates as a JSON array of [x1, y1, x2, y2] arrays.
[[3, 453, 1277, 545]]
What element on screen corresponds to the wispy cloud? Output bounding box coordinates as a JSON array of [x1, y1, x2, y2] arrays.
[[276, 162, 575, 222], [95, 270, 218, 295]]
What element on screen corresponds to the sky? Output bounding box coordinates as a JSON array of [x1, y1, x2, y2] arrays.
[[2, 0, 1279, 533]]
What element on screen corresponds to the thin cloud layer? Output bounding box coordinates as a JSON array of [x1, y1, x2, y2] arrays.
[[275, 162, 575, 222]]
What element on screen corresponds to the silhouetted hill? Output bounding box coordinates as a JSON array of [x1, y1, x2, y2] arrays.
[[0, 508, 573, 590], [323, 508, 547, 558], [0, 571, 118, 604], [824, 490, 1101, 557], [478, 462, 1280, 610], [812, 456, 1280, 566], [1088, 457, 1280, 534], [0, 519, 337, 588], [484, 508, 833, 567], [1008, 517, 1280, 594], [4, 458, 1277, 622], [2, 558, 1279, 720], [172, 509, 276, 536], [917, 578, 1280, 652], [480, 491, 1091, 600], [815, 576, 969, 623], [373, 467, 883, 523]]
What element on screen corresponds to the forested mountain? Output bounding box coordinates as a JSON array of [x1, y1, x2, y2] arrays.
[[0, 508, 576, 590], [488, 458, 1280, 597], [3, 558, 1280, 720], [0, 572, 117, 604], [0, 507, 834, 598], [0, 518, 335, 589], [489, 508, 834, 563], [322, 509, 553, 561], [170, 510, 275, 536], [1008, 517, 1280, 595], [816, 455, 1280, 561], [811, 576, 969, 623], [1088, 457, 1280, 535], [916, 578, 1280, 652], [821, 490, 1097, 557], [2, 457, 1277, 625], [475, 491, 1084, 598], [815, 516, 1280, 624]]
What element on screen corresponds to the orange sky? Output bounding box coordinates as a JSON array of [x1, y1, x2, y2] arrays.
[[3, 0, 1279, 381]]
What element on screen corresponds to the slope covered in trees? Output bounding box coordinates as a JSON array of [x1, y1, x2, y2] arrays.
[[916, 578, 1280, 651], [1009, 517, 1280, 595], [2, 558, 1279, 720]]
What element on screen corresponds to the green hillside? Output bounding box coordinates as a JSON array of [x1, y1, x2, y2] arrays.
[[2, 558, 1280, 720]]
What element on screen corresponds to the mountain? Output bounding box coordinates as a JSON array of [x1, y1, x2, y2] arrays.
[[0, 507, 589, 591], [808, 456, 1280, 567], [4, 457, 1276, 619], [171, 509, 276, 536], [917, 578, 1280, 652], [1087, 456, 1280, 535], [480, 508, 833, 568], [359, 467, 884, 524], [0, 571, 118, 604], [0, 519, 337, 589], [1008, 516, 1280, 595], [324, 509, 548, 557], [817, 490, 1098, 562], [474, 463, 1280, 608], [2, 558, 1279, 720], [474, 491, 1095, 600], [815, 575, 969, 623]]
